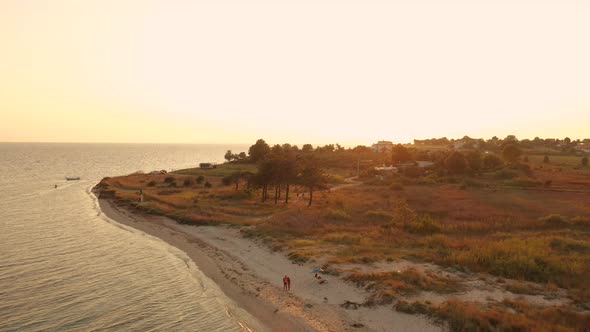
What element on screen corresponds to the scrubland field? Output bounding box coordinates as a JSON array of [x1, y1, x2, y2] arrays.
[[97, 140, 590, 331]]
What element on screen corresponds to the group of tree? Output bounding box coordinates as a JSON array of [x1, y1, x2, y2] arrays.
[[224, 150, 248, 163], [414, 135, 589, 154], [225, 139, 328, 206]]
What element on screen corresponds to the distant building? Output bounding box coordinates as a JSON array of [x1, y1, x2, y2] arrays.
[[199, 163, 217, 169], [374, 165, 398, 173], [372, 141, 394, 153], [576, 142, 590, 153]]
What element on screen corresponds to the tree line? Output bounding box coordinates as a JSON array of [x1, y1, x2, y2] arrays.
[[223, 139, 328, 206]]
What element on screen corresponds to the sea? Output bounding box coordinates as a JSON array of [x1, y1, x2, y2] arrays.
[[0, 143, 260, 332]]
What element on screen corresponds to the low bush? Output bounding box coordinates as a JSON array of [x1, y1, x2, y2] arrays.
[[324, 233, 361, 245], [571, 216, 590, 227], [505, 177, 542, 187], [539, 214, 568, 226], [204, 181, 212, 188], [494, 169, 518, 180], [147, 180, 157, 187], [324, 208, 351, 220], [365, 210, 394, 221], [550, 237, 590, 253], [164, 176, 175, 183], [404, 214, 442, 234]]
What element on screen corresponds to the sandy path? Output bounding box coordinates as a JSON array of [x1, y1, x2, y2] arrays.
[[98, 198, 443, 332]]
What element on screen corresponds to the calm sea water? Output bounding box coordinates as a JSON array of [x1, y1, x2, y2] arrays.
[[0, 143, 259, 332]]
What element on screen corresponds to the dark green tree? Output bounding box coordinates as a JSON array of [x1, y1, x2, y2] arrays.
[[444, 151, 468, 174], [483, 154, 503, 169], [391, 144, 412, 164], [464, 150, 482, 171], [248, 139, 271, 162], [224, 150, 233, 162], [502, 144, 522, 164], [299, 158, 327, 206], [301, 144, 314, 153]]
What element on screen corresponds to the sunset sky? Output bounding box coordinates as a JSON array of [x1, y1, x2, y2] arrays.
[[1, 0, 589, 146]]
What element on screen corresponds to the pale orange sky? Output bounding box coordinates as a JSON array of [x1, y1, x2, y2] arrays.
[[1, 0, 589, 146]]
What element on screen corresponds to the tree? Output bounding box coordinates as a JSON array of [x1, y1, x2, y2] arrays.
[[281, 151, 298, 204], [238, 152, 247, 160], [502, 144, 522, 164], [582, 156, 588, 167], [444, 151, 468, 174], [299, 158, 327, 207], [464, 150, 482, 171], [271, 144, 283, 155], [254, 159, 277, 202], [223, 171, 249, 191], [483, 154, 503, 169], [248, 139, 271, 163], [391, 144, 412, 164], [301, 144, 314, 153], [224, 150, 233, 163]]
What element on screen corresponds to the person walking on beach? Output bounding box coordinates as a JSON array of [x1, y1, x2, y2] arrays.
[[283, 275, 288, 292], [286, 275, 291, 291]]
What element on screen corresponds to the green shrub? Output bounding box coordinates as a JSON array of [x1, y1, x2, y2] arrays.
[[395, 300, 431, 315], [288, 251, 310, 263], [324, 208, 351, 220], [571, 216, 590, 227], [540, 214, 568, 226], [505, 177, 542, 187], [204, 181, 212, 188], [365, 210, 394, 221], [404, 215, 442, 234], [550, 238, 590, 253], [494, 169, 518, 180], [324, 234, 361, 245], [220, 191, 251, 200], [196, 175, 205, 184]]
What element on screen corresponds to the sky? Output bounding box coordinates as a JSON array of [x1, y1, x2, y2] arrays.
[[1, 0, 589, 146]]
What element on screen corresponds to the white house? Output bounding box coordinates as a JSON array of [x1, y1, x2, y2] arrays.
[[372, 140, 394, 153]]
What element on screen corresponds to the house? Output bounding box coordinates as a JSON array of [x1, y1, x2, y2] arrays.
[[199, 163, 217, 169], [576, 142, 590, 153], [371, 140, 394, 153], [374, 165, 398, 173]]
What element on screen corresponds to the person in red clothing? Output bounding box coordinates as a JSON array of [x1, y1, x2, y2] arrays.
[[283, 275, 288, 291], [286, 275, 291, 291]]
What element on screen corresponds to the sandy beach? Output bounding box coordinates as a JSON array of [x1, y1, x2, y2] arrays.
[[97, 198, 443, 332]]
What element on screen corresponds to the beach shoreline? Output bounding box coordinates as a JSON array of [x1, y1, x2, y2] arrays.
[[96, 195, 443, 332]]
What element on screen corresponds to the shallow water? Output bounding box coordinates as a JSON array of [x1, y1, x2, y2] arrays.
[[0, 143, 258, 331]]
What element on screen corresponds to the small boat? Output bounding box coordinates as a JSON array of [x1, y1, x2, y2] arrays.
[[66, 177, 81, 181]]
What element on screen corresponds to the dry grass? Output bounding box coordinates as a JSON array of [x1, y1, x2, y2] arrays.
[[346, 268, 460, 305], [396, 298, 590, 332], [97, 159, 590, 330]]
